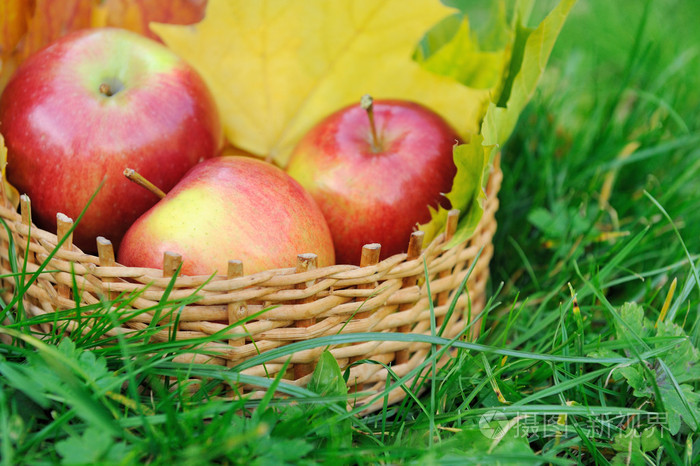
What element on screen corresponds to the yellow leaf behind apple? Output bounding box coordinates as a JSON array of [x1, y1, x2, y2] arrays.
[[152, 0, 491, 166]]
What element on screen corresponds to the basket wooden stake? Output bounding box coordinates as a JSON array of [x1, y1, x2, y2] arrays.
[[349, 243, 381, 368], [293, 253, 318, 379], [96, 237, 116, 301], [163, 251, 182, 278], [18, 195, 50, 333], [161, 251, 182, 327], [226, 260, 245, 368], [436, 209, 460, 328], [395, 230, 424, 365], [56, 213, 74, 250], [355, 243, 381, 320], [55, 213, 74, 306], [19, 195, 35, 266], [20, 194, 31, 226]]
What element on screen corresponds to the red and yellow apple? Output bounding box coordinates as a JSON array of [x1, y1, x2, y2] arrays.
[[286, 98, 459, 265], [0, 27, 223, 251], [118, 156, 335, 276]]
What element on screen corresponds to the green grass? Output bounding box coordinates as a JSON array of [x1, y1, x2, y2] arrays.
[[2, 0, 700, 464]]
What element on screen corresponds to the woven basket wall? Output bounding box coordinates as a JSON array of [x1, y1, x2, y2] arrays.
[[0, 157, 501, 413]]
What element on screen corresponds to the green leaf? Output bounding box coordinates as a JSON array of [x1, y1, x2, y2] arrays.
[[616, 303, 650, 341], [527, 207, 560, 236], [482, 0, 577, 148], [610, 430, 645, 466], [611, 303, 700, 434], [527, 201, 598, 243], [655, 320, 700, 384], [55, 427, 132, 465], [253, 437, 315, 465], [420, 424, 536, 464], [420, 137, 491, 246], [420, 0, 576, 244], [495, 19, 531, 107], [612, 429, 641, 452], [618, 366, 648, 395], [415, 8, 512, 90], [657, 383, 700, 435], [640, 427, 662, 452], [306, 351, 351, 448], [308, 350, 348, 401], [56, 339, 115, 391]]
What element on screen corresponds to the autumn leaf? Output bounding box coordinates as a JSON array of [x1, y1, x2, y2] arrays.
[[420, 137, 493, 247], [421, 0, 577, 245], [0, 133, 20, 209], [0, 0, 207, 92], [19, 0, 94, 63], [0, 0, 31, 59], [481, 0, 577, 148], [152, 0, 491, 166], [0, 0, 92, 90], [94, 0, 206, 42], [414, 2, 513, 91]]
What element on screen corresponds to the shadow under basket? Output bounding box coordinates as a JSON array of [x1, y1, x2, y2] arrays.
[[0, 158, 502, 414]]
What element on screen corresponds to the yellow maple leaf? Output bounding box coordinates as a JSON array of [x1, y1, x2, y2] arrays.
[[152, 0, 490, 166]]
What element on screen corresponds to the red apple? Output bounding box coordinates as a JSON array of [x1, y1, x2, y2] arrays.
[[0, 27, 223, 251], [286, 97, 459, 265], [117, 156, 335, 276]]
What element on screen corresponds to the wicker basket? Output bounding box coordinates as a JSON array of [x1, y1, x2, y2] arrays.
[[0, 156, 501, 413]]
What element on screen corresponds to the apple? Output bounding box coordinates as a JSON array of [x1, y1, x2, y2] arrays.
[[286, 96, 459, 265], [117, 156, 335, 276], [0, 27, 223, 251]]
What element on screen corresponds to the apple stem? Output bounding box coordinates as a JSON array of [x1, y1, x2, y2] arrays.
[[123, 168, 166, 199], [360, 94, 381, 153], [99, 83, 114, 97]]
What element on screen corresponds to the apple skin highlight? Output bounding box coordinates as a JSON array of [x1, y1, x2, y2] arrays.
[[118, 157, 335, 276], [287, 99, 459, 265], [0, 28, 223, 251]]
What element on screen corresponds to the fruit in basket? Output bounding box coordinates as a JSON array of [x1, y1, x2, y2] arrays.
[[0, 27, 223, 251], [286, 96, 459, 265], [117, 156, 335, 276]]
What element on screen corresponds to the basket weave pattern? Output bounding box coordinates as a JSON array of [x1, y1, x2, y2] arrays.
[[0, 159, 501, 411]]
